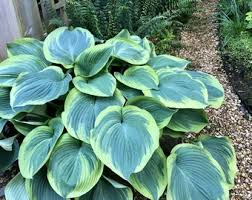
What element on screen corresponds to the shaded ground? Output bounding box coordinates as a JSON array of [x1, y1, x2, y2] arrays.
[[177, 0, 252, 199]]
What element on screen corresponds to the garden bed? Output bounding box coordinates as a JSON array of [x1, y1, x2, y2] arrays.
[[221, 53, 252, 115]]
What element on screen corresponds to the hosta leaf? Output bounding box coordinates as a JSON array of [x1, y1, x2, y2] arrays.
[[0, 135, 17, 151], [0, 88, 33, 120], [129, 148, 167, 200], [127, 96, 177, 129], [7, 38, 49, 65], [48, 133, 103, 198], [10, 66, 72, 108], [167, 109, 208, 133], [143, 71, 208, 108], [74, 44, 113, 77], [114, 65, 159, 90], [148, 55, 190, 71], [5, 173, 29, 200], [43, 27, 95, 67], [107, 38, 150, 65], [0, 139, 19, 173], [197, 135, 237, 188], [73, 72, 116, 97], [91, 105, 160, 179], [115, 29, 131, 39], [166, 144, 229, 200], [186, 71, 224, 108], [77, 177, 133, 200], [117, 83, 143, 100], [0, 55, 47, 87], [62, 88, 125, 143], [25, 168, 65, 200], [19, 118, 64, 179], [0, 118, 7, 133]]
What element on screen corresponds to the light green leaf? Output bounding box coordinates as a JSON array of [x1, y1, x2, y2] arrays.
[[5, 173, 29, 200], [25, 168, 65, 200], [107, 38, 150, 65], [197, 135, 237, 188], [0, 88, 33, 120], [143, 71, 208, 108], [7, 38, 49, 65], [167, 109, 208, 133], [117, 83, 143, 100], [129, 148, 167, 200], [0, 135, 17, 151], [115, 29, 131, 39], [127, 96, 177, 129], [185, 71, 224, 108], [19, 118, 64, 179], [10, 66, 72, 108], [91, 105, 160, 179], [76, 177, 133, 200], [0, 55, 47, 87], [114, 65, 159, 90], [74, 44, 113, 77], [0, 140, 19, 173], [73, 72, 116, 97], [62, 88, 125, 143], [148, 55, 190, 71], [48, 133, 103, 198], [166, 144, 229, 200], [43, 27, 95, 67]]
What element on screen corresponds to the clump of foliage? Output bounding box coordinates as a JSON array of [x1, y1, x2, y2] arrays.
[[65, 0, 198, 39], [1, 27, 237, 200], [246, 11, 252, 29]]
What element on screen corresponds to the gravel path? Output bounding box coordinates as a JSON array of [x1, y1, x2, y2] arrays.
[[177, 0, 252, 199]]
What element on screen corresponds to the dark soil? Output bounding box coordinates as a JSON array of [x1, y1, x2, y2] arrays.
[[221, 53, 252, 115]]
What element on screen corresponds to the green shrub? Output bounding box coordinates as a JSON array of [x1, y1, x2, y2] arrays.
[[65, 0, 197, 39], [0, 27, 237, 200]]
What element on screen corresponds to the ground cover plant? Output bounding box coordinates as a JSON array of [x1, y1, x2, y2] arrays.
[[219, 0, 252, 112], [65, 0, 197, 39], [0, 27, 237, 200]]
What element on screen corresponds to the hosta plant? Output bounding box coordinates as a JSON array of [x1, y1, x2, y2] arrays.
[[0, 27, 237, 200]]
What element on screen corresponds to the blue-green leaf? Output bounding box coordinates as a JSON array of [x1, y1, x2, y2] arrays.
[[74, 44, 113, 77], [166, 144, 229, 200], [0, 118, 7, 133], [10, 66, 72, 108], [62, 88, 125, 143], [129, 148, 167, 200], [73, 72, 116, 97], [5, 173, 29, 200], [7, 38, 49, 65], [148, 55, 190, 71], [117, 83, 143, 100], [76, 177, 133, 200], [127, 96, 177, 129], [143, 70, 208, 108], [19, 118, 64, 179], [167, 109, 208, 133], [0, 135, 17, 151], [48, 133, 103, 198], [91, 105, 160, 179], [0, 88, 33, 120], [25, 168, 65, 200], [0, 55, 47, 87], [43, 27, 95, 67], [107, 38, 150, 65], [114, 65, 159, 90], [0, 140, 19, 173], [197, 135, 237, 188], [185, 71, 225, 108]]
